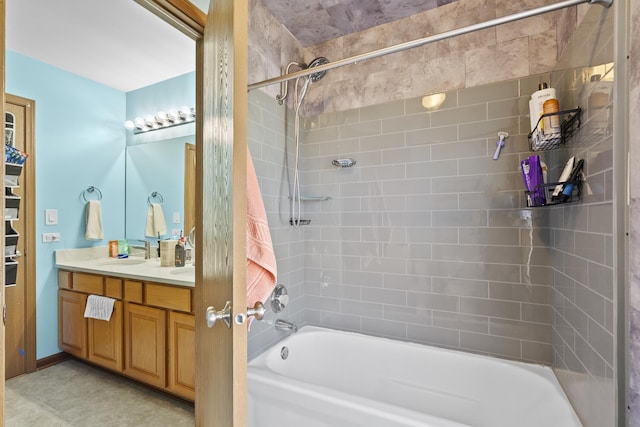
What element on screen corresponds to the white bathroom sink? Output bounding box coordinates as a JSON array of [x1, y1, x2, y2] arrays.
[[170, 266, 195, 275], [98, 258, 147, 266]]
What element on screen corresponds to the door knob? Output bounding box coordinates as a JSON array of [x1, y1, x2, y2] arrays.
[[233, 302, 266, 325], [247, 301, 266, 321], [206, 301, 231, 328], [206, 301, 266, 328]]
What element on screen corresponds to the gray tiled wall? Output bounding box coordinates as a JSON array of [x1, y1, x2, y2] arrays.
[[545, 5, 616, 427], [245, 0, 620, 424], [298, 74, 557, 364], [629, 0, 640, 423], [246, 89, 306, 358]]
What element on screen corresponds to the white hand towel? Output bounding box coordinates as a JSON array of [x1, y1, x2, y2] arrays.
[[84, 295, 115, 321], [85, 200, 104, 240], [145, 203, 167, 237]]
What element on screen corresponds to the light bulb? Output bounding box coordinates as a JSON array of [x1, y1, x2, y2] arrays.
[[134, 117, 146, 130], [181, 106, 194, 121], [144, 115, 157, 128], [124, 120, 135, 130], [168, 110, 179, 121], [157, 111, 171, 124]]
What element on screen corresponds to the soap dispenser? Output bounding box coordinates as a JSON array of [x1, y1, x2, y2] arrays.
[[174, 232, 185, 267]]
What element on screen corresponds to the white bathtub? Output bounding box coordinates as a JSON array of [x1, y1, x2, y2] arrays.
[[247, 326, 582, 427]]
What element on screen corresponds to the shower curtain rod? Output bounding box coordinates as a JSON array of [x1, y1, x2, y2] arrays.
[[247, 0, 612, 92]]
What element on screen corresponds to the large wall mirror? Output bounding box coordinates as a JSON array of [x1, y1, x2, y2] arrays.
[[124, 70, 196, 243], [124, 137, 195, 242]]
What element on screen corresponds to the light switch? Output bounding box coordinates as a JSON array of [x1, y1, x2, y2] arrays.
[[173, 212, 180, 224], [45, 209, 58, 225]]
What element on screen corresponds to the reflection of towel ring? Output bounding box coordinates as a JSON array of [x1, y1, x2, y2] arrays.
[[81, 186, 103, 202], [147, 191, 164, 206]]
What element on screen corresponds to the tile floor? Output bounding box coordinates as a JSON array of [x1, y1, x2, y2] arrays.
[[5, 359, 194, 426]]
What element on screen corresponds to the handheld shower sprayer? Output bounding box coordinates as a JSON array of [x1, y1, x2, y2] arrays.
[[281, 57, 330, 228]]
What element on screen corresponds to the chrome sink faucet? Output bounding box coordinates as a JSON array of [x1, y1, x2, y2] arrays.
[[129, 240, 151, 259], [275, 319, 298, 333]]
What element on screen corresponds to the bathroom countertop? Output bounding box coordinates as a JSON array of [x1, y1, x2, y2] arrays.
[[55, 246, 195, 287]]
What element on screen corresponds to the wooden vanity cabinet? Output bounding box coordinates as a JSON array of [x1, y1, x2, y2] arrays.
[[88, 300, 123, 371], [57, 270, 194, 400], [123, 302, 167, 388], [168, 311, 195, 400], [58, 289, 88, 358]]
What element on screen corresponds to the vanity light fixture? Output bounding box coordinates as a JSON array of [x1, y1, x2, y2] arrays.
[[124, 106, 195, 134]]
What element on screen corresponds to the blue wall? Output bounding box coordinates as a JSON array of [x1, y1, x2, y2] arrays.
[[6, 52, 194, 359], [6, 51, 127, 358]]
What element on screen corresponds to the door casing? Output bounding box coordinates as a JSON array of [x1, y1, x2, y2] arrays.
[[4, 93, 37, 379]]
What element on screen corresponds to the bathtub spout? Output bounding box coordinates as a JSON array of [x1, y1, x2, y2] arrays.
[[275, 319, 298, 333]]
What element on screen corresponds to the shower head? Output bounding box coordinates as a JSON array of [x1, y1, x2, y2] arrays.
[[307, 57, 329, 82], [276, 57, 329, 104]]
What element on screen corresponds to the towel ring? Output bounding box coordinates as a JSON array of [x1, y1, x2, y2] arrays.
[[147, 191, 164, 206], [81, 186, 102, 203]]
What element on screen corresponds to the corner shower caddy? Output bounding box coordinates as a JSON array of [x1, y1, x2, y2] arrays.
[[525, 106, 583, 207], [524, 177, 583, 208], [528, 106, 582, 151]]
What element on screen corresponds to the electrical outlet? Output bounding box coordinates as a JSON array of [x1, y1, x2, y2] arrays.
[[172, 229, 181, 238], [42, 232, 61, 242]]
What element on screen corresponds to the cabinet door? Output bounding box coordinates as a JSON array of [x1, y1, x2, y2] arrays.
[[168, 311, 195, 401], [88, 300, 123, 372], [123, 302, 166, 388], [58, 289, 87, 358]]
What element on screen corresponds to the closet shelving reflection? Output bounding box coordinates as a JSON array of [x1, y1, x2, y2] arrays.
[[5, 162, 23, 286]]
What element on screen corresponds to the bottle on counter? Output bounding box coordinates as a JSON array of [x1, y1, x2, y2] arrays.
[[174, 232, 185, 267]]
